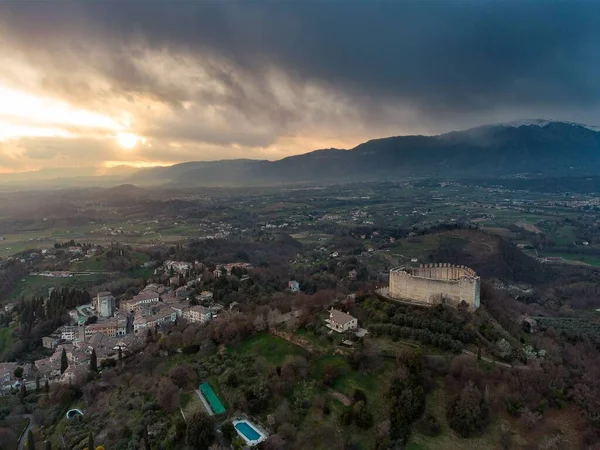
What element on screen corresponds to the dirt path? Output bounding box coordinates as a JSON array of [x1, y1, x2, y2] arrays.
[[329, 390, 352, 406]]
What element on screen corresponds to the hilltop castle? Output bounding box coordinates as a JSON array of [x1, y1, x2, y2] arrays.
[[387, 263, 480, 311]]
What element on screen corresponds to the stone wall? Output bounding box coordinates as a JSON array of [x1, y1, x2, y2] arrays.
[[389, 263, 480, 311]]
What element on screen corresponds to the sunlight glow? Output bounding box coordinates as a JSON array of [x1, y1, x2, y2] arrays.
[[117, 132, 145, 149], [0, 86, 124, 133]]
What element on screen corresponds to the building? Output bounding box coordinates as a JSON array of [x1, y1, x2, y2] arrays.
[[326, 308, 358, 333], [288, 280, 300, 293], [387, 263, 480, 311], [121, 292, 160, 312], [95, 292, 116, 318], [84, 320, 125, 338], [183, 305, 212, 324], [42, 336, 60, 349], [175, 287, 189, 299], [199, 291, 213, 302], [164, 260, 192, 274]]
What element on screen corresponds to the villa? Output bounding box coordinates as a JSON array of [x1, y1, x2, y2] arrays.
[[325, 308, 358, 333]]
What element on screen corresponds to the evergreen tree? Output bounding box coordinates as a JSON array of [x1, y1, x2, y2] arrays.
[[44, 441, 51, 450], [44, 378, 49, 394], [60, 348, 68, 374], [118, 346, 122, 362], [87, 432, 94, 450], [90, 349, 98, 373], [19, 383, 27, 404], [477, 347, 482, 361], [27, 429, 35, 450]]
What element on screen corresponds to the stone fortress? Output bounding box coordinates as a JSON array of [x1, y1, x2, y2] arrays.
[[387, 263, 480, 311]]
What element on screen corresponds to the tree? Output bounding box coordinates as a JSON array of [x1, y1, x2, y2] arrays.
[[87, 432, 94, 450], [45, 441, 51, 450], [353, 401, 374, 429], [221, 421, 236, 442], [26, 429, 35, 449], [157, 377, 180, 412], [118, 346, 122, 362], [90, 349, 98, 373], [44, 378, 49, 394], [14, 366, 23, 379], [186, 411, 215, 449], [322, 363, 341, 387], [60, 348, 68, 374], [19, 383, 27, 404], [447, 381, 489, 437]]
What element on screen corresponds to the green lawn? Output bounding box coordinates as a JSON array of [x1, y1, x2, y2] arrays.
[[0, 326, 15, 356], [228, 333, 309, 367], [6, 273, 110, 301], [541, 251, 600, 266], [554, 226, 577, 247]]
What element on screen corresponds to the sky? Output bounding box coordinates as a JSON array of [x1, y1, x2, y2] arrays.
[[0, 1, 599, 174]]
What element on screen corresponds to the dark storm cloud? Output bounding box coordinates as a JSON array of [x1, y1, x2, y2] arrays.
[[0, 0, 600, 113], [1, 0, 600, 130]]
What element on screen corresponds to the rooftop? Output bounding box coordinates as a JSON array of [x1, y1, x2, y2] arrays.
[[329, 308, 356, 325]]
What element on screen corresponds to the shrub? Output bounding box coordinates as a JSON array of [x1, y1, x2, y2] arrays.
[[416, 413, 441, 437]]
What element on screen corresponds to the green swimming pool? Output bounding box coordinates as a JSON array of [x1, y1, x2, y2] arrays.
[[200, 382, 226, 415]]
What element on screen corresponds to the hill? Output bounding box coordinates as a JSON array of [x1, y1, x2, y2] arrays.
[[129, 120, 600, 186]]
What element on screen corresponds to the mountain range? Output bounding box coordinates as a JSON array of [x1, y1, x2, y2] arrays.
[[128, 120, 600, 186], [3, 120, 600, 189]]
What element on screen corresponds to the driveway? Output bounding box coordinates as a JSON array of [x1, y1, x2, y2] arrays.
[[17, 414, 34, 450]]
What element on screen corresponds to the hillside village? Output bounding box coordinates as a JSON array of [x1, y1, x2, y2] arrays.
[[0, 254, 365, 399]]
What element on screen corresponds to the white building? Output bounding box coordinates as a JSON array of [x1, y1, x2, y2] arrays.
[[288, 280, 300, 293], [183, 306, 212, 324], [326, 308, 358, 333]]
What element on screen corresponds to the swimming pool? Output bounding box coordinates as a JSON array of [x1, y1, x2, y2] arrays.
[[232, 418, 267, 446]]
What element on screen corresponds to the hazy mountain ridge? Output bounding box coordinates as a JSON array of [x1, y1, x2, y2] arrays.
[[130, 120, 600, 185], [3, 120, 600, 188]]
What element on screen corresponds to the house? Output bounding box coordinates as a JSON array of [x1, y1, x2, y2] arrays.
[[183, 305, 212, 324], [288, 280, 300, 293], [121, 292, 160, 312], [60, 365, 88, 385], [199, 291, 213, 302], [175, 286, 189, 299], [42, 335, 60, 349], [0, 362, 19, 391], [4, 303, 16, 313], [68, 246, 83, 255], [164, 260, 192, 274], [326, 308, 358, 333], [170, 302, 188, 318]]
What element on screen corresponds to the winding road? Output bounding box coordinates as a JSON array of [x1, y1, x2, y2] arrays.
[[16, 414, 33, 450]]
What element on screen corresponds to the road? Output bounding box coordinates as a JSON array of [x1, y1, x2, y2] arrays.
[[17, 414, 33, 450]]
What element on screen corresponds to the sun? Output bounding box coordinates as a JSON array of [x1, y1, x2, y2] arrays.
[[117, 132, 143, 149]]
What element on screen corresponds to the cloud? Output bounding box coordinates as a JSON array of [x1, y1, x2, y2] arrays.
[[0, 1, 599, 171]]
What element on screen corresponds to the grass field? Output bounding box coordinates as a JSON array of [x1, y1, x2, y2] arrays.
[[5, 273, 110, 302], [541, 252, 600, 266], [0, 326, 15, 356], [554, 226, 577, 247], [229, 333, 309, 367]]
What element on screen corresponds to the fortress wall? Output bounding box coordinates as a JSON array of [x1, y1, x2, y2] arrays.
[[389, 263, 480, 311]]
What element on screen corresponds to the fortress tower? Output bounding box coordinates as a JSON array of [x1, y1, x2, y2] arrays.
[[388, 263, 480, 311]]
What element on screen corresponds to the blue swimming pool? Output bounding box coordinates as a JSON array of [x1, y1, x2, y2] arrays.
[[235, 421, 261, 441]]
